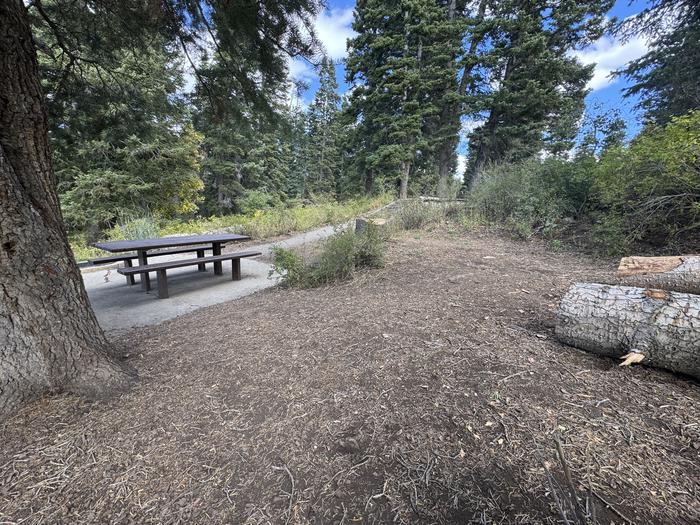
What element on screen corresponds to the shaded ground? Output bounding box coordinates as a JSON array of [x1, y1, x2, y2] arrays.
[[2, 229, 699, 524]]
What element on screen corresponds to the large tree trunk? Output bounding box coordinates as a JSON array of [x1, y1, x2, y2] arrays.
[[0, 0, 134, 419], [616, 255, 700, 294], [555, 283, 700, 379]]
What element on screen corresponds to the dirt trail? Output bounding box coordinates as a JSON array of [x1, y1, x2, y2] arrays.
[[2, 229, 699, 524]]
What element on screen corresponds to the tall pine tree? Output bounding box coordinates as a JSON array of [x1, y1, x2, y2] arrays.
[[615, 0, 700, 125], [346, 0, 462, 198], [463, 0, 611, 185], [306, 56, 342, 195]]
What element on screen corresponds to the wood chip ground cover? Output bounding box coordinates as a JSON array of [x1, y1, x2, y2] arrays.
[[1, 229, 699, 524]]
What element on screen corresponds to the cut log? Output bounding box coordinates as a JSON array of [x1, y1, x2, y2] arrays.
[[555, 283, 700, 379], [355, 217, 387, 234], [616, 255, 700, 294]]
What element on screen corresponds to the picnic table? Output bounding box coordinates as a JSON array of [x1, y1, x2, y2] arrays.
[[92, 233, 250, 291]]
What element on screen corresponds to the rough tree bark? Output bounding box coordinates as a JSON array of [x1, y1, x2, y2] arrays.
[[616, 255, 700, 295], [0, 0, 134, 419], [555, 283, 700, 379]]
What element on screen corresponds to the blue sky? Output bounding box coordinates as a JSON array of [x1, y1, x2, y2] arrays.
[[290, 0, 656, 141]]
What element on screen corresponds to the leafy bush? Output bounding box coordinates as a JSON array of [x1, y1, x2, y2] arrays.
[[467, 158, 594, 239], [269, 247, 308, 287], [593, 110, 700, 252], [394, 200, 444, 230], [271, 226, 386, 288]]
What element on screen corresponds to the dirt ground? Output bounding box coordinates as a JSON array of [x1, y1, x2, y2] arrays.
[[2, 228, 699, 524]]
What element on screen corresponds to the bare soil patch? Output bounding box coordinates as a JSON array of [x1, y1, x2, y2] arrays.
[[2, 229, 699, 524]]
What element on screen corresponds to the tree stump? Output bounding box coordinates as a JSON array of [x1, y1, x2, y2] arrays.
[[555, 283, 700, 379], [355, 217, 387, 234], [616, 255, 700, 294]]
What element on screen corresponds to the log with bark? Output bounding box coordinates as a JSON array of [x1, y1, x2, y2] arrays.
[[616, 255, 700, 294], [555, 283, 700, 379]]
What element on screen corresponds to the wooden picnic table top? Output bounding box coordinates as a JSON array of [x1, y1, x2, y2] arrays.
[[92, 233, 250, 253]]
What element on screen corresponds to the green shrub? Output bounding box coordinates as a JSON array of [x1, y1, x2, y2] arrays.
[[269, 247, 309, 287], [355, 223, 386, 268], [110, 214, 161, 240], [312, 230, 359, 284], [394, 200, 442, 230], [271, 226, 386, 288], [238, 190, 282, 215], [467, 158, 591, 238], [593, 110, 700, 251]]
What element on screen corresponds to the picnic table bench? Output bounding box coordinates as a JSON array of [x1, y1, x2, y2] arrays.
[[91, 233, 256, 297], [118, 251, 261, 298]]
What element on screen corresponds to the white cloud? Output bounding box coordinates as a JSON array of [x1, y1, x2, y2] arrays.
[[572, 35, 648, 91], [460, 118, 485, 137], [314, 7, 356, 60], [287, 57, 315, 82]]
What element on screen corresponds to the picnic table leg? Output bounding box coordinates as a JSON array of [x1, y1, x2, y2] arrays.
[[232, 259, 241, 281], [212, 242, 223, 275], [156, 269, 169, 298], [123, 259, 136, 285], [138, 250, 151, 291], [197, 249, 206, 271]]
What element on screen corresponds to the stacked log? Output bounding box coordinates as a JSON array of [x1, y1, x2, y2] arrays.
[[616, 255, 700, 294], [555, 283, 700, 379]]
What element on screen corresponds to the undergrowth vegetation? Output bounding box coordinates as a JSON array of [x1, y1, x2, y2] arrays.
[[466, 110, 700, 254], [71, 194, 392, 261], [271, 224, 386, 288]]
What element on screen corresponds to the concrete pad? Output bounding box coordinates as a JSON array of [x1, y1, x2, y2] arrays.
[[85, 258, 279, 333]]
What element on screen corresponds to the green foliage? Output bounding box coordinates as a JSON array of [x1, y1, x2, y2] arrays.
[[59, 125, 205, 230], [468, 158, 595, 239], [305, 56, 343, 195], [345, 0, 464, 195], [615, 1, 700, 124], [593, 110, 700, 251], [466, 110, 700, 253], [109, 215, 161, 241], [269, 247, 308, 287], [463, 0, 612, 184], [271, 226, 386, 288], [238, 191, 282, 215]]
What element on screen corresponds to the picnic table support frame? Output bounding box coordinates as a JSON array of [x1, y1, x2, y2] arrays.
[[196, 249, 206, 271], [123, 259, 136, 285], [212, 242, 223, 275], [156, 269, 169, 299], [232, 259, 241, 281], [137, 250, 151, 291]]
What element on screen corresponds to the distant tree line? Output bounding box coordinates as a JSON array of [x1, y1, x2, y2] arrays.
[[32, 0, 699, 237]]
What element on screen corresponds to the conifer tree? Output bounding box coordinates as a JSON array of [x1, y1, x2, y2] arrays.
[[463, 0, 612, 185], [347, 0, 461, 198], [306, 56, 342, 195], [615, 0, 700, 125]]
